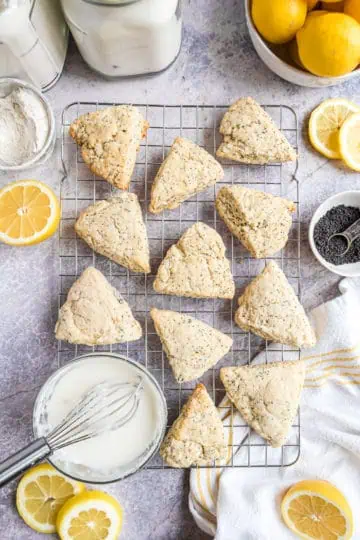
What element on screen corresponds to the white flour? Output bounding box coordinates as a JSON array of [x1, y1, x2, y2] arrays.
[[0, 87, 49, 166]]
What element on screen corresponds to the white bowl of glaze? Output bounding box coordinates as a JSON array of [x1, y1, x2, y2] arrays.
[[309, 191, 360, 277], [244, 0, 360, 88], [33, 353, 168, 484]]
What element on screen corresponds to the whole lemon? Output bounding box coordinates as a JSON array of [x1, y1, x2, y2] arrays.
[[307, 0, 318, 9], [252, 0, 307, 44], [322, 0, 344, 10], [345, 0, 360, 23], [306, 9, 329, 17], [297, 12, 360, 76], [288, 39, 305, 68]]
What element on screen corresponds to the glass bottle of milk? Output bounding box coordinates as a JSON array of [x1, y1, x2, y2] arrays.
[[0, 0, 68, 90], [61, 0, 182, 78]]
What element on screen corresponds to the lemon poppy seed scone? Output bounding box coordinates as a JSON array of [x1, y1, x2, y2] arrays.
[[149, 137, 224, 214], [69, 105, 148, 190], [235, 261, 316, 348], [151, 308, 233, 383], [216, 98, 297, 164], [55, 267, 142, 346], [160, 384, 227, 467], [153, 222, 235, 299], [216, 185, 295, 258], [75, 193, 150, 273], [220, 361, 306, 447]]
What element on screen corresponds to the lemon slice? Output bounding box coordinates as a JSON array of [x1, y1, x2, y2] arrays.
[[16, 463, 85, 534], [281, 480, 353, 539], [339, 111, 360, 171], [309, 98, 360, 159], [0, 179, 60, 246], [56, 491, 123, 540]]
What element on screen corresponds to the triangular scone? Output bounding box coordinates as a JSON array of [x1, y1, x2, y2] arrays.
[[149, 137, 224, 214], [55, 267, 142, 346], [75, 193, 150, 274], [153, 222, 235, 299], [216, 98, 297, 164], [235, 261, 316, 348], [216, 185, 295, 258], [220, 361, 306, 447], [69, 105, 148, 190], [151, 308, 233, 382], [160, 384, 227, 467]]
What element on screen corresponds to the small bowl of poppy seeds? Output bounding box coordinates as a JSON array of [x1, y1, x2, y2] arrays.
[[309, 191, 360, 277]]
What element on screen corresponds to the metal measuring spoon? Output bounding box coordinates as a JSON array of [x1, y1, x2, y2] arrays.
[[328, 217, 360, 257]]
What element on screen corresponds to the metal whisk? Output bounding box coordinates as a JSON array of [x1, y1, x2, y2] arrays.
[[0, 377, 143, 487]]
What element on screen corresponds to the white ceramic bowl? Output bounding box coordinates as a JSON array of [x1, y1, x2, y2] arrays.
[[309, 191, 360, 277], [245, 0, 360, 88], [0, 77, 56, 171]]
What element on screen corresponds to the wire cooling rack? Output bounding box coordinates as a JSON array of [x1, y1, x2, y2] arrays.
[[60, 102, 301, 469]]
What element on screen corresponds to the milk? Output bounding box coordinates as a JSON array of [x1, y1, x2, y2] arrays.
[[61, 0, 182, 77], [0, 0, 68, 90]]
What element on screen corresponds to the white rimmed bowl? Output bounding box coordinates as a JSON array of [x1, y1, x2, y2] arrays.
[[244, 0, 360, 88], [33, 353, 168, 484], [0, 77, 56, 171], [309, 191, 360, 277]]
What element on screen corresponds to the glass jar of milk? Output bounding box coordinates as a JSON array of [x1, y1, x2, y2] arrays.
[[60, 0, 182, 77], [0, 0, 68, 90]]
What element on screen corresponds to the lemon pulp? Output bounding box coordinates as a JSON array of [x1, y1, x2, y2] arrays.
[[16, 464, 85, 534], [56, 491, 123, 540], [308, 98, 360, 159], [281, 480, 353, 540], [0, 180, 60, 246], [339, 112, 360, 171]]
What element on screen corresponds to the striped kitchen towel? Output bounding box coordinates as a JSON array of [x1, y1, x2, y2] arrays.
[[190, 277, 360, 538]]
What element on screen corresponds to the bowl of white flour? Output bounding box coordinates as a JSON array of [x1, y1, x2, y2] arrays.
[[0, 78, 55, 171]]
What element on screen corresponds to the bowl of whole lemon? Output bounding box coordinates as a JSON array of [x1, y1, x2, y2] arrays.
[[245, 0, 360, 87]]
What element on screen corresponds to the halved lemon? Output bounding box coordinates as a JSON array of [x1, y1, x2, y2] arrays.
[[339, 111, 360, 171], [281, 480, 353, 539], [16, 463, 85, 534], [309, 98, 360, 159], [0, 179, 60, 246], [56, 491, 123, 540]]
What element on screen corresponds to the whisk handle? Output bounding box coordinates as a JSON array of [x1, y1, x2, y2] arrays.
[[0, 438, 51, 487]]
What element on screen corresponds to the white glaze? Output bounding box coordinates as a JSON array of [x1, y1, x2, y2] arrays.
[[35, 355, 166, 481]]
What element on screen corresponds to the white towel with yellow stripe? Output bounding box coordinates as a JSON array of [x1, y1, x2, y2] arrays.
[[189, 277, 360, 538]]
